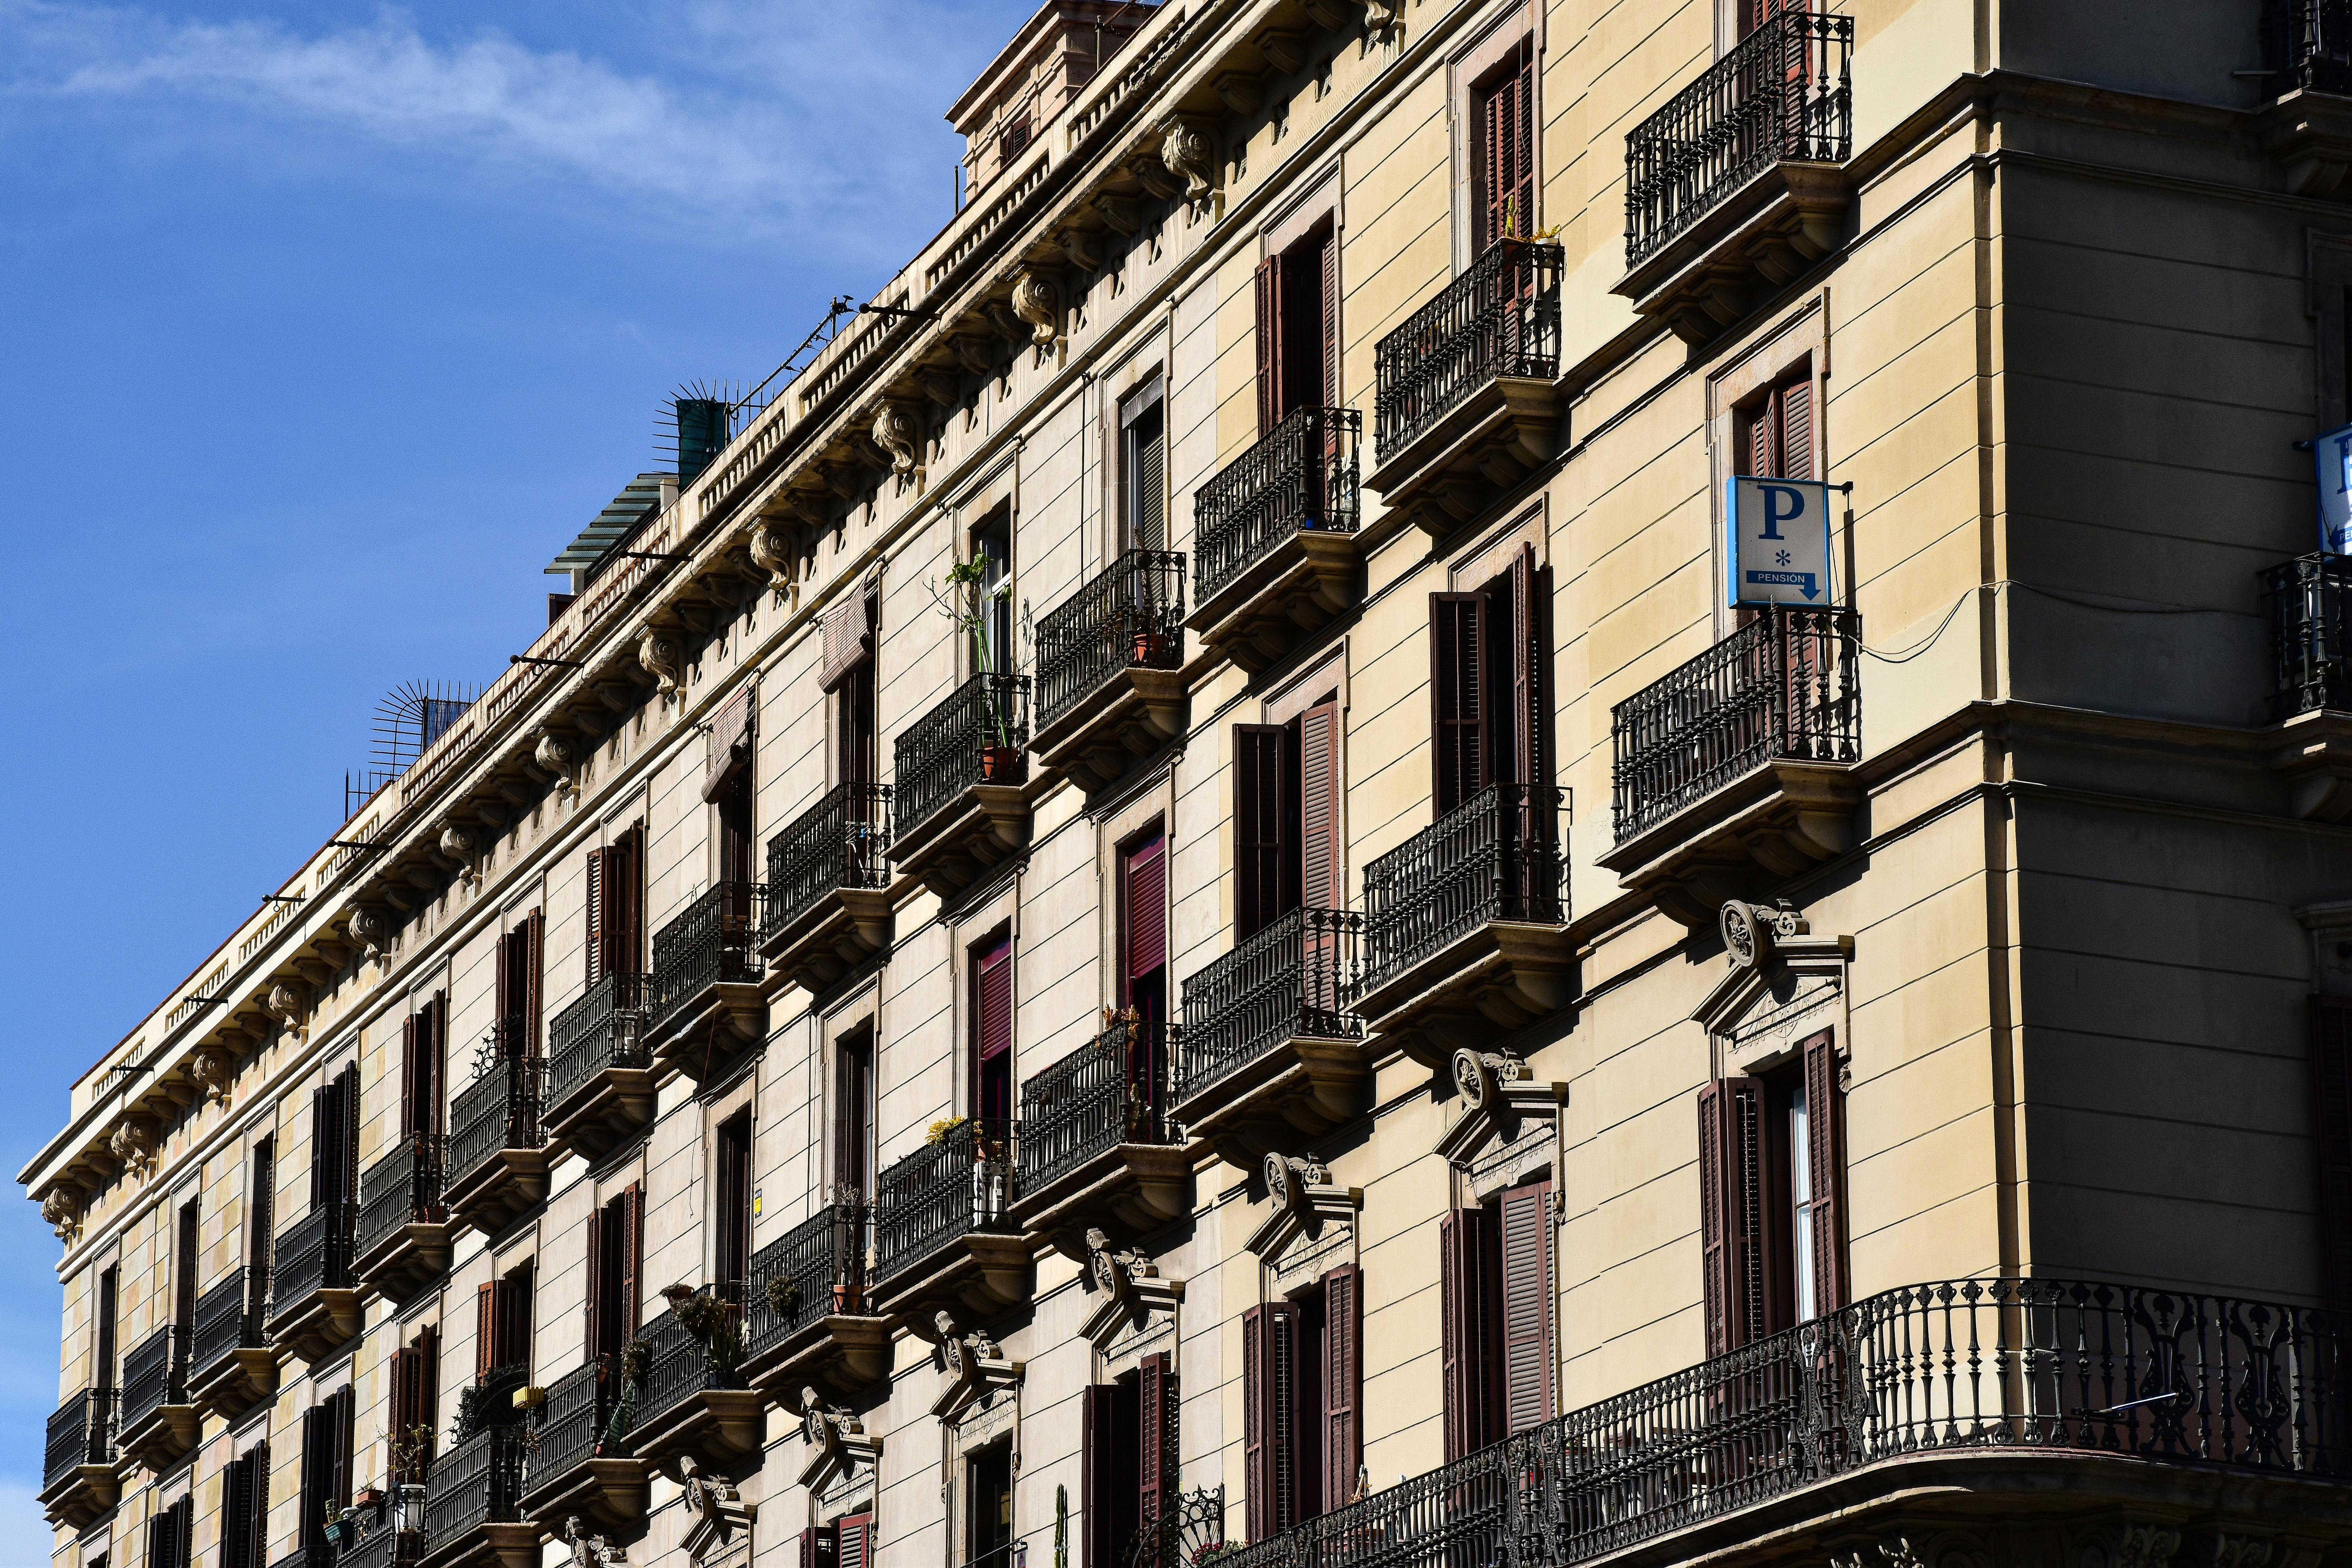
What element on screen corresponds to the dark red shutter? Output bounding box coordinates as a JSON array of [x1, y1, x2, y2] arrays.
[[1477, 42, 1536, 249], [417, 1325, 439, 1466], [1241, 1305, 1270, 1539], [426, 996, 447, 1136], [1320, 229, 1341, 409], [524, 909, 545, 1056], [1802, 1031, 1846, 1314], [2320, 998, 2352, 1313], [399, 1013, 420, 1138], [1432, 593, 1490, 816], [839, 1514, 873, 1568], [585, 847, 611, 985], [622, 1183, 644, 1336], [584, 1210, 605, 1363], [1234, 725, 1291, 940], [1267, 1299, 1301, 1529], [1321, 1265, 1362, 1510], [1497, 1180, 1555, 1432], [1256, 256, 1283, 436], [475, 1282, 497, 1381], [801, 1528, 840, 1568], [1441, 1209, 1503, 1461], [1139, 1350, 1172, 1529], [1701, 1076, 1773, 1352], [1698, 1082, 1731, 1356], [975, 937, 1014, 1122], [1082, 1382, 1117, 1568], [1779, 375, 1814, 482], [1298, 702, 1344, 912], [1124, 834, 1168, 992], [1509, 547, 1540, 789]]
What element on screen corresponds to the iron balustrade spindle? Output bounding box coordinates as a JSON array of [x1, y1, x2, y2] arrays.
[[1358, 783, 1566, 998], [357, 1133, 445, 1261], [746, 1197, 870, 1354], [1177, 908, 1362, 1103], [1622, 11, 1854, 267], [338, 1519, 425, 1568], [446, 1042, 546, 1191], [1017, 1020, 1177, 1194], [1034, 550, 1186, 728], [44, 1388, 116, 1485], [423, 1425, 528, 1550], [528, 1357, 626, 1491], [120, 1325, 187, 1431], [1125, 1487, 1225, 1568], [1608, 606, 1859, 844], [762, 784, 893, 941], [2265, 552, 2352, 718], [2266, 0, 2352, 93], [1193, 407, 1363, 602], [272, 1201, 355, 1306], [546, 971, 650, 1111], [894, 673, 1032, 842], [191, 1269, 267, 1376], [873, 1119, 1016, 1284], [648, 881, 764, 1033], [1373, 240, 1563, 460], [631, 1292, 748, 1432]]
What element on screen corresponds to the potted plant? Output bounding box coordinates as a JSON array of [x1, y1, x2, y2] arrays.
[[352, 1485, 385, 1510], [929, 556, 1020, 777]]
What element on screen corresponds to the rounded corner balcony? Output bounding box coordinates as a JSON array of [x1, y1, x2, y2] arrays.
[[1352, 783, 1571, 1062], [1189, 407, 1364, 675], [1208, 1276, 2352, 1568], [188, 1267, 276, 1421], [1604, 605, 1861, 928], [869, 1119, 1031, 1327], [1363, 239, 1563, 543], [1013, 1019, 1190, 1256], [267, 1200, 361, 1364], [1615, 10, 1854, 347], [615, 1292, 766, 1483], [889, 673, 1034, 903], [40, 1387, 119, 1530], [742, 1196, 893, 1411], [356, 1132, 452, 1306], [420, 1421, 535, 1568], [1175, 908, 1367, 1174], [542, 973, 655, 1163], [443, 1039, 550, 1237], [516, 1356, 648, 1542], [1029, 550, 1188, 795], [643, 881, 767, 1084], [117, 1324, 199, 1472], [761, 784, 893, 997]]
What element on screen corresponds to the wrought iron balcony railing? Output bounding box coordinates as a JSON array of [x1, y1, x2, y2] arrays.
[[648, 882, 763, 1034], [895, 673, 1031, 842], [1609, 605, 1860, 844], [1210, 1276, 2352, 1568], [1359, 784, 1564, 998], [358, 1133, 445, 1261], [528, 1356, 629, 1491], [1178, 908, 1361, 1103], [120, 1325, 187, 1431], [1623, 9, 1854, 268], [446, 1051, 546, 1191], [763, 784, 893, 942], [1373, 240, 1562, 460], [630, 1292, 748, 1432], [1017, 1021, 1177, 1194], [273, 1201, 355, 1307], [191, 1268, 267, 1374], [1126, 1487, 1227, 1568], [746, 1197, 870, 1354], [2266, 551, 2352, 718], [546, 971, 650, 1109], [2266, 0, 2352, 94], [1035, 550, 1186, 728], [423, 1425, 527, 1551], [338, 1521, 425, 1568], [1193, 407, 1363, 602], [44, 1387, 115, 1485], [873, 1119, 1016, 1285]]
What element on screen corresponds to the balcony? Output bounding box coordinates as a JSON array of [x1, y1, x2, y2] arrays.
[[1175, 908, 1365, 1172], [1188, 407, 1364, 674], [355, 1133, 451, 1304], [516, 1357, 647, 1539], [743, 1198, 892, 1409], [116, 1325, 198, 1471], [1012, 1020, 1189, 1255], [542, 973, 654, 1162], [619, 1294, 767, 1482], [188, 1268, 276, 1420], [1209, 1277, 2352, 1568], [1353, 784, 1571, 1066], [2259, 2, 2352, 196], [443, 1047, 549, 1236], [870, 1119, 1029, 1326], [889, 674, 1033, 903], [1029, 550, 1187, 794], [267, 1201, 361, 1363], [1364, 241, 1563, 541], [762, 782, 894, 996], [644, 881, 766, 1082], [39, 1388, 118, 1530], [1602, 606, 1860, 927], [2264, 553, 2352, 819], [421, 1425, 535, 1568], [1615, 11, 1854, 345], [340, 1515, 426, 1568]]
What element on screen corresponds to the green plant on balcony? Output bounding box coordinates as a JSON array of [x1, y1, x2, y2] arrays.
[[765, 1276, 804, 1318], [929, 557, 1018, 763], [927, 1115, 969, 1146]]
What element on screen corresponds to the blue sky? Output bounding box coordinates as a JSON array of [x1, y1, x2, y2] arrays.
[[0, 0, 1044, 1549]]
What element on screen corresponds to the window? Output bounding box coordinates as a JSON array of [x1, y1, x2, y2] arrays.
[[585, 1187, 642, 1361], [387, 1327, 439, 1486], [1083, 1352, 1175, 1568], [1430, 544, 1547, 816], [585, 827, 645, 985], [1243, 1267, 1359, 1536], [966, 1441, 1016, 1568], [716, 1112, 753, 1299], [144, 1494, 192, 1568], [475, 1263, 535, 1381], [1120, 383, 1167, 554], [1697, 1030, 1846, 1354], [493, 911, 544, 1058], [220, 1443, 270, 1568], [1233, 699, 1343, 940], [1735, 363, 1815, 483], [298, 1387, 355, 1558], [974, 511, 1014, 675], [1120, 829, 1171, 1087], [833, 1027, 876, 1199], [1255, 221, 1339, 434], [1443, 1178, 1555, 1458], [93, 1265, 118, 1394], [1472, 38, 1535, 250], [806, 1513, 875, 1568], [1001, 111, 1033, 168], [824, 587, 880, 784], [972, 935, 1014, 1125], [400, 995, 447, 1138], [309, 1064, 359, 1219], [172, 1200, 199, 1347], [247, 1139, 274, 1294], [708, 688, 758, 899]]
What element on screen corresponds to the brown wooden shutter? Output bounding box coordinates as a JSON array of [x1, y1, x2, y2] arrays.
[[1234, 724, 1291, 941], [475, 1281, 497, 1381], [1297, 702, 1345, 913], [1440, 1208, 1503, 1461], [585, 847, 611, 985], [1431, 593, 1491, 817], [500, 1265, 534, 1373], [1497, 1180, 1555, 1432], [1321, 1264, 1362, 1510], [1509, 546, 1540, 789], [1255, 256, 1283, 436], [524, 909, 544, 1056], [309, 1084, 330, 1211], [622, 1182, 644, 1335], [1700, 1075, 1773, 1352], [1082, 1381, 1116, 1568], [417, 1325, 439, 1463], [1138, 1350, 1172, 1529], [1267, 1299, 1301, 1528], [399, 1013, 421, 1138], [1697, 1081, 1731, 1357], [801, 1527, 840, 1568], [1241, 1305, 1270, 1539], [838, 1514, 873, 1568], [1801, 1031, 1846, 1314], [619, 827, 645, 976], [1476, 42, 1536, 249], [1319, 228, 1341, 409], [584, 1209, 606, 1363], [1778, 375, 1814, 482]]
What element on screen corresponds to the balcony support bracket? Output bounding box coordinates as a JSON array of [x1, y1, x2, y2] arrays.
[[268, 1287, 364, 1367], [521, 1456, 653, 1541], [1614, 163, 1852, 348], [632, 1388, 770, 1485], [446, 1149, 554, 1238], [891, 784, 1034, 904], [648, 984, 768, 1085], [544, 1068, 658, 1165], [1366, 377, 1563, 548], [190, 1346, 278, 1423], [1602, 760, 1860, 929], [354, 1220, 456, 1306], [748, 1313, 899, 1413], [1181, 1037, 1369, 1175], [764, 889, 895, 998]]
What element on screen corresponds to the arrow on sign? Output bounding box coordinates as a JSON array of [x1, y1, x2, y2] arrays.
[[1745, 569, 1820, 600]]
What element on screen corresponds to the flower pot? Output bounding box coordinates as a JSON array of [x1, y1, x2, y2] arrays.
[[979, 745, 1018, 782], [1132, 632, 1167, 664], [353, 1488, 384, 1510]]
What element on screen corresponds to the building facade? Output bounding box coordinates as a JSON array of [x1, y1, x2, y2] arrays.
[[31, 1, 2352, 1566]]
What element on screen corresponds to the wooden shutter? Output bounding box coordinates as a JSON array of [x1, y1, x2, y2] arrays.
[[1477, 42, 1536, 249], [1241, 1305, 1271, 1540], [976, 937, 1014, 1119], [1432, 593, 1491, 816], [1134, 405, 1168, 554], [309, 1084, 330, 1211], [499, 1266, 535, 1372], [1255, 256, 1283, 436], [1138, 1350, 1172, 1530], [297, 1405, 328, 1551], [1082, 1382, 1117, 1568], [1319, 228, 1341, 409], [249, 1141, 274, 1281], [585, 846, 611, 985], [838, 1514, 874, 1568], [1698, 1081, 1732, 1357], [524, 909, 545, 1057], [1699, 1076, 1773, 1353], [426, 996, 447, 1136], [703, 687, 755, 802], [1778, 375, 1814, 482], [584, 1208, 606, 1362], [801, 1527, 841, 1568], [328, 1385, 355, 1510], [399, 1012, 421, 1138], [1124, 834, 1168, 995], [417, 1325, 440, 1463], [1298, 702, 1344, 912], [175, 1201, 200, 1332], [1321, 1264, 1362, 1511], [1234, 724, 1295, 941], [1267, 1299, 1301, 1529], [1440, 1208, 1503, 1461], [622, 1183, 644, 1336], [1509, 546, 1540, 790], [475, 1281, 497, 1380], [1498, 1180, 1555, 1432], [147, 1495, 189, 1568], [1801, 1031, 1846, 1314], [337, 1065, 360, 1212]]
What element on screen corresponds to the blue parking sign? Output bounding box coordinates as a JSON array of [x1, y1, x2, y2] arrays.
[[2317, 421, 2352, 554], [1727, 477, 1839, 607]]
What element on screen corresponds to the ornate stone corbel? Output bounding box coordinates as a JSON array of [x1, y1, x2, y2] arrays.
[[2118, 1526, 2184, 1568], [637, 627, 682, 694], [190, 1045, 235, 1107], [559, 1515, 628, 1566], [347, 906, 390, 960], [1010, 269, 1061, 348], [677, 1457, 754, 1559], [797, 1390, 883, 1495], [1437, 1049, 1568, 1172], [109, 1115, 159, 1178], [1131, 154, 1183, 202], [439, 821, 480, 872], [1246, 1153, 1360, 1264], [750, 520, 797, 600], [42, 1185, 82, 1244], [1093, 192, 1141, 235], [932, 1310, 1026, 1419], [267, 979, 310, 1040], [1720, 898, 1808, 972], [1082, 1227, 1185, 1354], [1062, 229, 1106, 272], [533, 729, 579, 794], [1159, 117, 1218, 208], [871, 401, 923, 477]]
